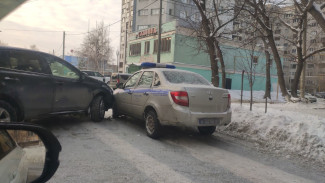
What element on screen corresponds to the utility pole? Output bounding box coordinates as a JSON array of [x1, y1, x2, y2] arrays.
[[116, 50, 119, 73], [157, 0, 163, 63], [300, 13, 307, 98], [62, 31, 65, 60], [124, 22, 128, 73]]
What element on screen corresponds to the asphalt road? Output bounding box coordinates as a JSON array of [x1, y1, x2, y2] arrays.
[[36, 112, 325, 183]]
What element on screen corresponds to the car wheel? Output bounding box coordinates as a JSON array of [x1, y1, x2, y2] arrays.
[[0, 101, 17, 122], [90, 96, 105, 122], [112, 103, 120, 118], [145, 110, 161, 139], [198, 126, 216, 135]]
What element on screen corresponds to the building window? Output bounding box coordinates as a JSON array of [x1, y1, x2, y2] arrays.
[[144, 41, 150, 55], [308, 48, 315, 52], [138, 9, 148, 16], [129, 43, 141, 56], [138, 25, 149, 30], [253, 56, 258, 64], [180, 11, 187, 19], [274, 37, 280, 41], [275, 30, 281, 34], [292, 49, 296, 53], [169, 9, 173, 15], [308, 64, 314, 68], [151, 8, 164, 15], [154, 37, 171, 53], [291, 64, 297, 69], [310, 39, 316, 43], [119, 62, 123, 68], [310, 22, 317, 27], [293, 18, 299, 23], [181, 0, 188, 3]]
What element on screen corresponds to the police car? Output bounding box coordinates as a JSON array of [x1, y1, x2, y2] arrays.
[[113, 63, 231, 138]]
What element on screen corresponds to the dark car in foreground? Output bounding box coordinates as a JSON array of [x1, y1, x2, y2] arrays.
[[0, 46, 114, 122]]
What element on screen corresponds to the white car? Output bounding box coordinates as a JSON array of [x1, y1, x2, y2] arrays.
[[113, 63, 232, 138]]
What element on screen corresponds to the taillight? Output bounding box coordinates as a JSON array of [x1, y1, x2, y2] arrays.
[[117, 79, 120, 83], [170, 91, 189, 107], [227, 93, 231, 109]]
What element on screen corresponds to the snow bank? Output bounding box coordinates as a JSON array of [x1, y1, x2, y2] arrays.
[[228, 90, 285, 103], [218, 103, 325, 164]]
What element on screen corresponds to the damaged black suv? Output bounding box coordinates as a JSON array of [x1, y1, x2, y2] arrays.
[[0, 46, 114, 122]]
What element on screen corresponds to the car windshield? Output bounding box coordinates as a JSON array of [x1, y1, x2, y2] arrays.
[[163, 71, 210, 85]]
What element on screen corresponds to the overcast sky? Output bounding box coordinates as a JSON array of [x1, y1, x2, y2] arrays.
[[0, 0, 121, 63]]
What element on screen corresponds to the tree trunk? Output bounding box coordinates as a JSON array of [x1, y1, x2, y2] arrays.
[[207, 39, 219, 87], [304, 0, 325, 33], [267, 34, 290, 99], [264, 49, 271, 99], [290, 45, 304, 97], [215, 41, 226, 88]]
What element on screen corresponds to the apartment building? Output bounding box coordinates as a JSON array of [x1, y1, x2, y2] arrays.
[[233, 4, 325, 93], [119, 0, 134, 73], [119, 0, 234, 72]]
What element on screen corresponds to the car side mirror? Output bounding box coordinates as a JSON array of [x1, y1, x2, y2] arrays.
[[0, 122, 61, 183]]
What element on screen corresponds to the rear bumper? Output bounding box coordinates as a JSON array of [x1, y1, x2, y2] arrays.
[[159, 105, 232, 127]]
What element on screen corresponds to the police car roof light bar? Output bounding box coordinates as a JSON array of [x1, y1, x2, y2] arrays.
[[141, 62, 175, 69]]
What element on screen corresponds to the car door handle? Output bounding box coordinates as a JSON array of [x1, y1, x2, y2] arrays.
[[144, 92, 149, 96], [4, 76, 20, 81]]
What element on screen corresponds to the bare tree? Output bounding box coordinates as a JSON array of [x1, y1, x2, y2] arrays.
[[277, 1, 325, 97], [237, 41, 262, 111], [78, 21, 113, 73], [243, 0, 290, 100], [302, 0, 325, 32], [188, 0, 244, 88]]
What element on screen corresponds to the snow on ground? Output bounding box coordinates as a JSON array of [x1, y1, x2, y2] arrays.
[[218, 94, 325, 164], [229, 90, 285, 103]]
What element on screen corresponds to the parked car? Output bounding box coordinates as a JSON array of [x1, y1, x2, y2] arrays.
[[315, 92, 325, 98], [305, 93, 317, 103], [113, 63, 232, 138], [288, 90, 317, 103], [109, 73, 131, 89], [82, 70, 106, 82], [0, 46, 114, 122]]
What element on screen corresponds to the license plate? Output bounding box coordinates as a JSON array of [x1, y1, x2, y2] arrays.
[[198, 118, 219, 125]]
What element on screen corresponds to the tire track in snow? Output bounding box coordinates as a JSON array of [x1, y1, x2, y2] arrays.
[[165, 138, 314, 183], [83, 123, 194, 183]]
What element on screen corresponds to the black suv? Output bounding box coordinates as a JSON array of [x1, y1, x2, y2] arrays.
[[0, 46, 114, 122]]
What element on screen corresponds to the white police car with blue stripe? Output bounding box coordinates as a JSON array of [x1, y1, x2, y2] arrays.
[[113, 63, 231, 139]]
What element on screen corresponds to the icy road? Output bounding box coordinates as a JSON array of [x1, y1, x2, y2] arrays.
[[37, 111, 325, 183]]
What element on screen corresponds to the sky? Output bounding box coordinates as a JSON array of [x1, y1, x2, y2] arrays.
[[0, 0, 121, 63]]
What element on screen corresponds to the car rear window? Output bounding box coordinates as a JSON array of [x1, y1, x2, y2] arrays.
[[162, 71, 210, 85]]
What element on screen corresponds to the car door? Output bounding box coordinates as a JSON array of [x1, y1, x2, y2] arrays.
[[0, 50, 54, 119], [131, 71, 154, 118], [115, 71, 142, 115], [43, 55, 91, 112]]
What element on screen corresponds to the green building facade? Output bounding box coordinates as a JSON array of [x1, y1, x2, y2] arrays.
[[126, 20, 279, 91]]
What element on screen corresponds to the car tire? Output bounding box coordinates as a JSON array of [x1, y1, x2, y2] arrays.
[[145, 110, 161, 139], [112, 103, 120, 119], [198, 126, 216, 135], [90, 96, 105, 122], [0, 101, 17, 122]]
